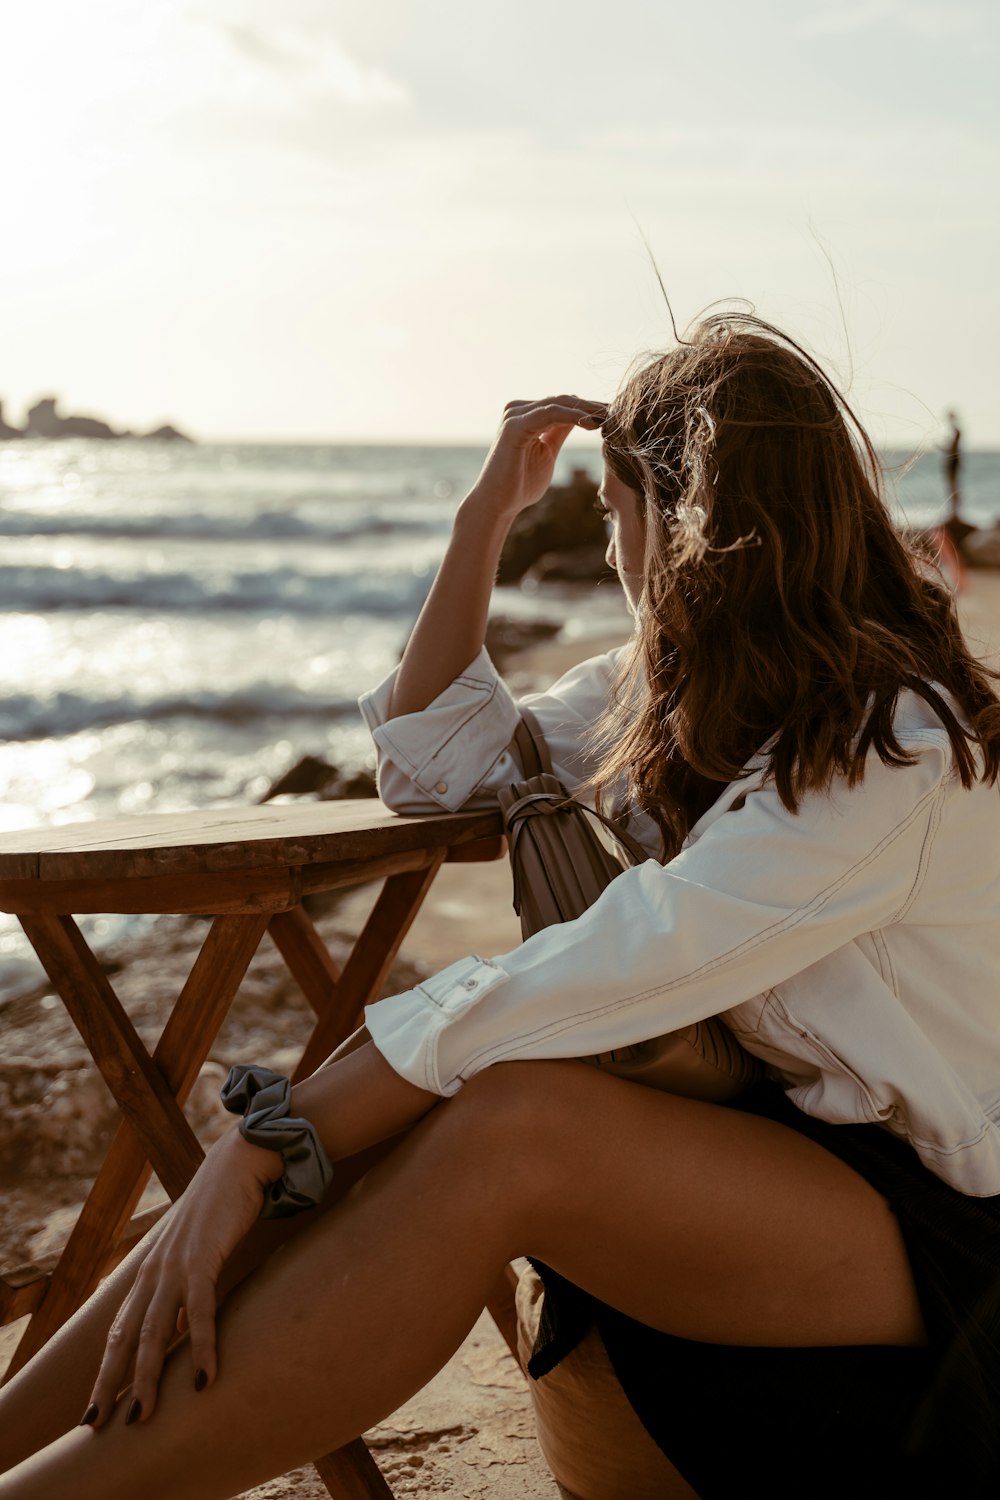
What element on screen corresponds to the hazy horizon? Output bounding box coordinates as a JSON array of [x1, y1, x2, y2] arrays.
[[5, 424, 1000, 454]]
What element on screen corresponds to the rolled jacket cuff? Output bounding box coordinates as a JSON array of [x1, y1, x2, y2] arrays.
[[365, 954, 511, 1095], [358, 648, 521, 812]]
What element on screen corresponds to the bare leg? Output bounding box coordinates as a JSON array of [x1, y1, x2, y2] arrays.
[[0, 1063, 925, 1499], [0, 1142, 390, 1470]]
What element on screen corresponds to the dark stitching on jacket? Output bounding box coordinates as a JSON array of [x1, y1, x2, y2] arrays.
[[726, 988, 776, 1037], [870, 928, 899, 994], [893, 775, 947, 922], [419, 679, 504, 764], [379, 679, 506, 778], [903, 1116, 997, 1157], [770, 994, 881, 1122], [455, 780, 943, 1072]]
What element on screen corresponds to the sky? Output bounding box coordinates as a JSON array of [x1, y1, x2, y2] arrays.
[[1, 0, 998, 446]]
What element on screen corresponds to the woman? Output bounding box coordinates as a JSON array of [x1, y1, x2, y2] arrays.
[[2, 313, 1000, 1498]]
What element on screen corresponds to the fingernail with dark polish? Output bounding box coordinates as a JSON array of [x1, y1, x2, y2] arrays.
[[194, 1368, 208, 1392], [79, 1403, 99, 1427], [125, 1398, 142, 1426]]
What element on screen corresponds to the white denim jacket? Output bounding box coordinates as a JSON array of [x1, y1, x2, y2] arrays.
[[359, 646, 1000, 1196]]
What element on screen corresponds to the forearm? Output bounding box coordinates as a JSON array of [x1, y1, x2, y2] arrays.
[[387, 394, 604, 719], [388, 494, 512, 718], [0, 1055, 442, 1457], [289, 1038, 440, 1164]]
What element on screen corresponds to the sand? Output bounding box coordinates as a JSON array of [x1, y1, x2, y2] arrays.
[[3, 572, 999, 1496]]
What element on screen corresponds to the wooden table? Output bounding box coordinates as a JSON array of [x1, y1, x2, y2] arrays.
[[0, 799, 506, 1498]]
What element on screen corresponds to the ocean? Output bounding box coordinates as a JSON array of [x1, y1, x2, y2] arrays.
[[1, 438, 998, 997]]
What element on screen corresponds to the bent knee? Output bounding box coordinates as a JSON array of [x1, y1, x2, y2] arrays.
[[443, 1059, 606, 1154], [426, 1062, 599, 1222]]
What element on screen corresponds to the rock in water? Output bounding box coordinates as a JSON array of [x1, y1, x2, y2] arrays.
[[260, 755, 343, 801], [965, 528, 1000, 567], [26, 397, 117, 440], [259, 756, 376, 803], [483, 616, 561, 671], [143, 424, 194, 443], [498, 468, 612, 585], [16, 395, 194, 443], [528, 545, 613, 584]]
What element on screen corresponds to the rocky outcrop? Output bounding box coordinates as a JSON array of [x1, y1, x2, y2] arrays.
[[0, 395, 194, 442], [259, 755, 376, 803], [483, 615, 561, 670], [27, 398, 116, 440], [528, 546, 611, 584], [965, 527, 1000, 567], [497, 468, 612, 585]]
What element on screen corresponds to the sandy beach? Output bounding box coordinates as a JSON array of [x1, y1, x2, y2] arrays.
[[3, 571, 999, 1496]]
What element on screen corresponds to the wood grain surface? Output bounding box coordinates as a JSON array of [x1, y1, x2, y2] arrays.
[[0, 800, 503, 882]]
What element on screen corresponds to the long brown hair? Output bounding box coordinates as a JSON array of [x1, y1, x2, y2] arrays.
[[596, 311, 1000, 858]]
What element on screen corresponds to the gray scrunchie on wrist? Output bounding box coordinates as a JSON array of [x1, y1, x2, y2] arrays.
[[220, 1064, 333, 1219]]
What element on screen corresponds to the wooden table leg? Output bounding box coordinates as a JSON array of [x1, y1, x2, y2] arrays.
[[268, 904, 342, 1018], [12, 890, 456, 1497], [292, 856, 446, 1081], [313, 1441, 394, 1498], [6, 913, 270, 1378], [19, 913, 204, 1199]]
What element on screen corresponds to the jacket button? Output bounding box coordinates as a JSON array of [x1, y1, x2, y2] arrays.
[[435, 781, 448, 794], [464, 978, 478, 990]]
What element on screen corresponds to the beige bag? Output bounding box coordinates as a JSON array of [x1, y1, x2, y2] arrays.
[[499, 709, 761, 1102], [514, 1263, 680, 1500]]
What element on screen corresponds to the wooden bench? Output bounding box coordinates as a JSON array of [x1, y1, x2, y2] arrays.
[[0, 799, 507, 1497]]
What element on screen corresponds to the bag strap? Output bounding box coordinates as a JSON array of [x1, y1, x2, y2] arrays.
[[511, 704, 553, 779], [502, 785, 651, 868], [508, 708, 649, 865]]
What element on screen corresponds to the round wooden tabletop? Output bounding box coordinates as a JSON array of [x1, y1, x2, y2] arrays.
[[0, 801, 504, 882]]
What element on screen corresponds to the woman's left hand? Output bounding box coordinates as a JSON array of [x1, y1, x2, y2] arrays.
[[84, 1128, 281, 1427]]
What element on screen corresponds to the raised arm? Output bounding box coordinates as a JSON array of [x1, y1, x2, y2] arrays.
[[388, 395, 605, 718]]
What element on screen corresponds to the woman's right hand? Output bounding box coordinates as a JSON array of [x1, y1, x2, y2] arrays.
[[466, 395, 607, 521], [386, 393, 606, 720], [82, 1127, 281, 1427]]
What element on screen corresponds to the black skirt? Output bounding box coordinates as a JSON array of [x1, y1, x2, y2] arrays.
[[527, 1083, 1000, 1499]]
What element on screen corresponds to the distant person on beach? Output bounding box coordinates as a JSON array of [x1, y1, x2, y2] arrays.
[[944, 408, 962, 523], [941, 408, 976, 547], [936, 410, 972, 592], [5, 315, 1000, 1498]]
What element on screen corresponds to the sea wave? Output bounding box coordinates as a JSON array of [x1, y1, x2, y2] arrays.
[[0, 508, 445, 544], [0, 563, 430, 616], [0, 684, 358, 741]]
